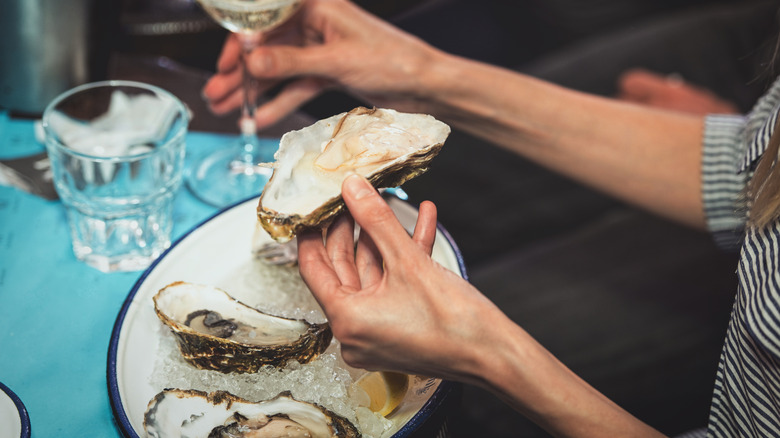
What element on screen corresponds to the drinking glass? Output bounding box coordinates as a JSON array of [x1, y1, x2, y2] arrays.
[[42, 81, 189, 272], [187, 0, 303, 207]]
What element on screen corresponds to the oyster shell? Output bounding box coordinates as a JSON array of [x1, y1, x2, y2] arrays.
[[144, 389, 361, 438], [153, 282, 332, 373], [257, 107, 450, 242]]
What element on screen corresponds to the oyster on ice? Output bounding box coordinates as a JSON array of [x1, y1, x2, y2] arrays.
[[258, 107, 450, 242], [153, 282, 332, 373], [144, 389, 361, 438]]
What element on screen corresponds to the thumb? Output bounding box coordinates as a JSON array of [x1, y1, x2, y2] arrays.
[[341, 174, 411, 261]]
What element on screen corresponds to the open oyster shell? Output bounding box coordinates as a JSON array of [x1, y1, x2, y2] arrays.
[[144, 389, 361, 438], [257, 107, 450, 242], [153, 282, 332, 373]]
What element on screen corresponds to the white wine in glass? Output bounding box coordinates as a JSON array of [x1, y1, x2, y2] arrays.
[[188, 0, 302, 208], [199, 0, 301, 34]]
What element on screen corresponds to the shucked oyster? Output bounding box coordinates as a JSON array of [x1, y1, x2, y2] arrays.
[[144, 389, 361, 438], [258, 107, 450, 242], [153, 282, 332, 373]]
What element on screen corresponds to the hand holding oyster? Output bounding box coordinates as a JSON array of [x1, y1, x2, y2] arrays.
[[257, 107, 450, 242]]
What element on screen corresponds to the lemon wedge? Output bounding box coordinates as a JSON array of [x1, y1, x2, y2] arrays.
[[354, 371, 409, 417]]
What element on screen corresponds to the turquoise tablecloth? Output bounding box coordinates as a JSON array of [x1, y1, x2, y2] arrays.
[[0, 111, 278, 437]]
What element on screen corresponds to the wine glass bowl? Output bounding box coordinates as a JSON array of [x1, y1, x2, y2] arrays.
[[196, 0, 302, 35], [187, 0, 303, 207]]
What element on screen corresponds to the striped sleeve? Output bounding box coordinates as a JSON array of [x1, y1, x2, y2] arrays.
[[743, 224, 780, 360], [702, 114, 749, 250]]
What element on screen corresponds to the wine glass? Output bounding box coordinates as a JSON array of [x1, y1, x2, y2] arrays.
[[188, 0, 302, 207]]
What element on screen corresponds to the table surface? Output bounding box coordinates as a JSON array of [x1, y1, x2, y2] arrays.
[[0, 110, 284, 437]]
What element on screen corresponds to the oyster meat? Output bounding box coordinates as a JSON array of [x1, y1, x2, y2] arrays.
[[153, 282, 332, 373], [258, 107, 450, 242], [144, 389, 361, 438]]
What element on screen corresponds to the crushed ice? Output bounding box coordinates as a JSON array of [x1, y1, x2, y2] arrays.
[[149, 260, 393, 437]]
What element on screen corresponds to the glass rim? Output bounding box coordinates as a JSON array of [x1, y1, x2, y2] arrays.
[[196, 0, 301, 10], [41, 80, 189, 162]]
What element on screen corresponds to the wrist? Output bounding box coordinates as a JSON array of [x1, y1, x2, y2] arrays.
[[416, 53, 539, 145], [414, 51, 473, 115], [450, 309, 534, 393]]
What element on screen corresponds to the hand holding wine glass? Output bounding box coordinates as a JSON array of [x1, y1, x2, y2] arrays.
[[202, 0, 448, 131], [188, 0, 303, 207]]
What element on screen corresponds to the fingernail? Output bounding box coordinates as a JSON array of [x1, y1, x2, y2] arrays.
[[201, 78, 216, 100], [344, 174, 374, 200]]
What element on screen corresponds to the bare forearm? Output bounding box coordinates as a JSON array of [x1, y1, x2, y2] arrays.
[[210, 0, 705, 229], [418, 53, 705, 229], [413, 54, 678, 435], [468, 314, 665, 438]]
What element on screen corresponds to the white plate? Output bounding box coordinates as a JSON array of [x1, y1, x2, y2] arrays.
[[0, 382, 30, 438], [108, 195, 466, 437]]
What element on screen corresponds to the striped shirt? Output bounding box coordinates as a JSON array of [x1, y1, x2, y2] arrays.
[[703, 77, 780, 437]]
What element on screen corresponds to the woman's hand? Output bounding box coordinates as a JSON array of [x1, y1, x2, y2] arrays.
[[297, 174, 503, 380], [616, 68, 738, 115], [203, 0, 445, 129], [297, 175, 665, 438]]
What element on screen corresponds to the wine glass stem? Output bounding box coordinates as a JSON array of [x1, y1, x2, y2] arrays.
[[239, 35, 260, 165]]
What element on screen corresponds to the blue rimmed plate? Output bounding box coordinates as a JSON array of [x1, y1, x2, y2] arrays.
[[107, 195, 466, 437], [0, 381, 31, 438]]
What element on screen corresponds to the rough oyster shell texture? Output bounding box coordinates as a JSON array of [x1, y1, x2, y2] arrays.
[[153, 282, 332, 373], [144, 389, 361, 438], [257, 107, 450, 242]]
